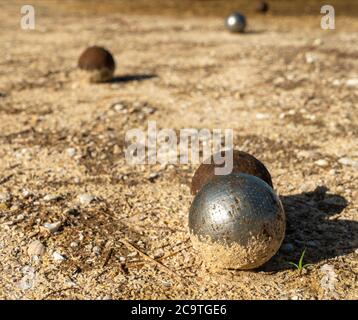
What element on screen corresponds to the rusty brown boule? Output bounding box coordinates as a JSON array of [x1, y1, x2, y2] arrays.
[[255, 1, 269, 14], [78, 46, 116, 83], [191, 150, 273, 195]]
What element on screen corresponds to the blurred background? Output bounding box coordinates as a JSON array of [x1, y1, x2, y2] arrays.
[[43, 0, 358, 17]]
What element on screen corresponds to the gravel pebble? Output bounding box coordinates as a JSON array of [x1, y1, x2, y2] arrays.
[[0, 192, 11, 203], [43, 221, 62, 234], [78, 194, 96, 205], [346, 78, 358, 87], [112, 102, 126, 112], [43, 194, 61, 202], [256, 113, 270, 120], [27, 240, 45, 257], [22, 190, 32, 198], [92, 246, 101, 255], [147, 172, 160, 182], [18, 266, 36, 290], [315, 159, 328, 167], [66, 148, 76, 157], [338, 157, 358, 168], [52, 251, 65, 262], [305, 52, 317, 64]]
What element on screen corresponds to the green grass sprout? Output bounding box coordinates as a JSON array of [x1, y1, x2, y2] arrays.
[[288, 248, 313, 273]]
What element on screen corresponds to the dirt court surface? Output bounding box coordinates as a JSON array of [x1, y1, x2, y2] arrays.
[[0, 1, 357, 299]]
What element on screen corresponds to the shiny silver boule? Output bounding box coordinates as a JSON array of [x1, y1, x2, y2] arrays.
[[225, 12, 247, 33], [189, 173, 285, 270]]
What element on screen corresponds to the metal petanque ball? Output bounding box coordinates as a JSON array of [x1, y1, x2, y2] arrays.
[[225, 12, 247, 33], [189, 173, 285, 270]]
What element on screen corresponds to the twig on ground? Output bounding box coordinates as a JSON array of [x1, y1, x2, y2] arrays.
[[120, 239, 184, 283], [102, 247, 114, 268], [0, 174, 13, 185], [41, 287, 78, 300], [126, 244, 192, 267]]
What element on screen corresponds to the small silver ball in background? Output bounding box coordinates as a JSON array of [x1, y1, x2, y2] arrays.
[[225, 12, 247, 33], [189, 173, 285, 270]]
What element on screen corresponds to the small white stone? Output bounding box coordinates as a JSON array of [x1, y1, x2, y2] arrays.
[[16, 214, 24, 221], [346, 78, 358, 87], [43, 194, 61, 202], [52, 251, 65, 262], [288, 110, 297, 116], [31, 255, 40, 263], [0, 192, 11, 203], [66, 148, 76, 157], [127, 251, 138, 257], [27, 240, 45, 257], [112, 103, 125, 112], [142, 106, 155, 115], [92, 246, 101, 255], [78, 194, 96, 205], [338, 157, 358, 168], [313, 38, 323, 46], [70, 242, 78, 247], [43, 221, 61, 234], [113, 144, 121, 155], [148, 172, 160, 181], [305, 52, 317, 64], [320, 264, 337, 293], [256, 113, 270, 120], [18, 266, 36, 290], [315, 159, 328, 167], [22, 189, 32, 198], [305, 114, 316, 121]]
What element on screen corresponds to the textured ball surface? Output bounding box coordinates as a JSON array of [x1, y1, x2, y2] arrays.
[[191, 150, 273, 195], [78, 46, 115, 82], [189, 173, 285, 270], [225, 12, 247, 33]]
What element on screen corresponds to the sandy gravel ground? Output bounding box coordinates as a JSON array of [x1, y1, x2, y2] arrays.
[[0, 1, 357, 299]]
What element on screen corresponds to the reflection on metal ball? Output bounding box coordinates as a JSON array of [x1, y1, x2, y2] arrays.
[[225, 12, 247, 33], [189, 173, 285, 270]]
